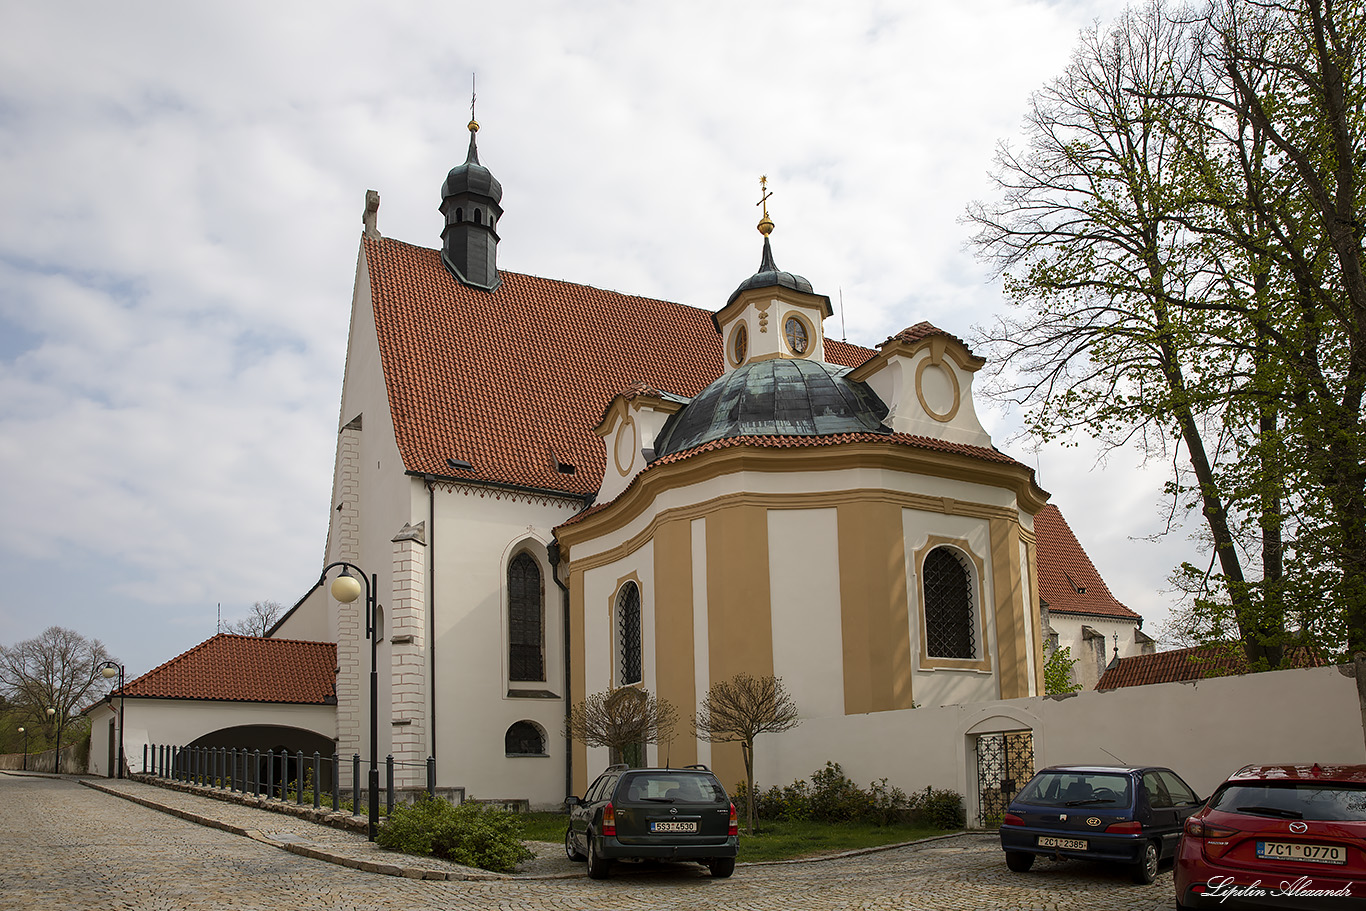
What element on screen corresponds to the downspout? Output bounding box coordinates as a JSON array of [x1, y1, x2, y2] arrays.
[[548, 537, 572, 802], [426, 477, 438, 761]]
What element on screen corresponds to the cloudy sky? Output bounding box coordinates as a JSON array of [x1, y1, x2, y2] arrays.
[[0, 0, 1199, 678]]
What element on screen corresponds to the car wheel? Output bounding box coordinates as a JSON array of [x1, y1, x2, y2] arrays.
[[564, 826, 585, 862], [1005, 851, 1035, 873], [1131, 841, 1159, 884], [709, 857, 735, 878], [586, 833, 611, 880]]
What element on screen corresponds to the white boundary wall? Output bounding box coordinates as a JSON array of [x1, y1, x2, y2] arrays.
[[753, 664, 1365, 823]]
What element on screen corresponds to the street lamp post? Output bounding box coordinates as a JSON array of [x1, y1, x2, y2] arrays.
[[45, 708, 54, 773], [99, 661, 126, 779], [18, 726, 28, 771], [319, 561, 381, 841]]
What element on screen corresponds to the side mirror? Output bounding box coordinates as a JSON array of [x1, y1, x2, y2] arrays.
[[566, 796, 580, 807]]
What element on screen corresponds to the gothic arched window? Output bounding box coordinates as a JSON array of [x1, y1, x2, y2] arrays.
[[923, 547, 976, 660], [508, 553, 544, 681], [616, 581, 642, 686], [505, 721, 545, 756]]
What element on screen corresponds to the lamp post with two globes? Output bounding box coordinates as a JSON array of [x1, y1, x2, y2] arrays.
[[99, 661, 125, 779], [319, 561, 381, 841]]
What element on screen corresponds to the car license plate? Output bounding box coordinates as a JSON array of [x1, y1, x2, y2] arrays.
[[650, 821, 697, 833], [1037, 836, 1087, 850], [1257, 841, 1346, 865]]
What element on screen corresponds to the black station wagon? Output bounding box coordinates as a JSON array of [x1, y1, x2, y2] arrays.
[[999, 765, 1204, 884], [566, 764, 739, 879]]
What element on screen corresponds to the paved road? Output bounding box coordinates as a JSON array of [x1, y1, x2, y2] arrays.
[[0, 773, 1177, 910]]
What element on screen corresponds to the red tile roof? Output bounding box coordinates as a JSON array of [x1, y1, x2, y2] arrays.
[[1034, 504, 1141, 621], [882, 321, 978, 357], [1096, 643, 1328, 689], [115, 634, 337, 704], [363, 236, 875, 494]]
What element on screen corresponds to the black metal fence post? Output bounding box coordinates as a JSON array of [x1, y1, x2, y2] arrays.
[[386, 755, 394, 815], [266, 749, 275, 800], [252, 750, 260, 797], [296, 750, 305, 805], [313, 752, 321, 809], [352, 754, 360, 816], [427, 755, 435, 798], [143, 743, 148, 774], [332, 752, 340, 812]]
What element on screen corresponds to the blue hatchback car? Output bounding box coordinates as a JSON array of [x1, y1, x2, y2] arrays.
[[999, 765, 1203, 884]]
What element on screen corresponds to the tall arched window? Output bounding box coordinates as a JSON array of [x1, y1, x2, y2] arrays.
[[508, 553, 544, 681], [923, 547, 976, 659], [616, 581, 642, 686]]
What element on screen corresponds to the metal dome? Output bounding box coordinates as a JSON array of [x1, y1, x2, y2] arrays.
[[441, 130, 503, 204], [652, 358, 890, 457]]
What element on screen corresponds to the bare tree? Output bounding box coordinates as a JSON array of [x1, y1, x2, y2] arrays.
[[694, 673, 800, 834], [0, 626, 115, 752], [566, 687, 678, 767], [222, 600, 285, 637]]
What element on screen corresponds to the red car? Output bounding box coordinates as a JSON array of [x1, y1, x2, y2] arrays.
[[1175, 764, 1366, 909]]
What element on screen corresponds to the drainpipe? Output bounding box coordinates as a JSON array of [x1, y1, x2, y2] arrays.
[[426, 477, 438, 761], [548, 537, 572, 801]]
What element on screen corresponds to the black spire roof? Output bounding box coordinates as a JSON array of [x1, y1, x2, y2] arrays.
[[652, 358, 890, 458], [726, 236, 819, 306], [441, 129, 503, 203]]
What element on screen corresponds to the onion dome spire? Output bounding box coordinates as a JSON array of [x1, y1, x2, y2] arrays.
[[439, 80, 503, 291]]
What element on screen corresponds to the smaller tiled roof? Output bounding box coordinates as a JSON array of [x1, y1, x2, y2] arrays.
[[880, 322, 982, 363], [1096, 643, 1328, 689], [114, 634, 337, 704], [1035, 505, 1141, 621]]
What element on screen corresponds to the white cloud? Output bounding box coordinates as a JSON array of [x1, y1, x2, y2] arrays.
[[0, 0, 1202, 675]]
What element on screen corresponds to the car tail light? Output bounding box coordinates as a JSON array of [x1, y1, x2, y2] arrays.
[[1002, 813, 1025, 827], [728, 802, 738, 836], [1105, 821, 1143, 834], [1184, 818, 1238, 839], [602, 802, 616, 837]]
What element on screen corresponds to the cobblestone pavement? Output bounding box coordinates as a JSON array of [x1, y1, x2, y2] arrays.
[[0, 772, 1178, 910]]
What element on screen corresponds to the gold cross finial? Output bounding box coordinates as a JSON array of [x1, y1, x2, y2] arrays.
[[468, 74, 479, 133], [756, 175, 775, 236]]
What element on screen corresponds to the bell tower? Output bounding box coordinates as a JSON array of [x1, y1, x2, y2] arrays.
[[439, 97, 503, 291]]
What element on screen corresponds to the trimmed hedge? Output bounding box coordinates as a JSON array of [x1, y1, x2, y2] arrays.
[[735, 761, 965, 829], [376, 797, 533, 872]]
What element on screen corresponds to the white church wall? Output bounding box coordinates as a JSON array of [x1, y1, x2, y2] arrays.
[[1047, 612, 1147, 690], [428, 488, 580, 808], [754, 664, 1365, 823], [271, 585, 330, 642], [767, 507, 845, 719]]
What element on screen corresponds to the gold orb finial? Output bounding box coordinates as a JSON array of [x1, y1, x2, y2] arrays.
[[468, 119, 479, 133], [756, 175, 775, 236]]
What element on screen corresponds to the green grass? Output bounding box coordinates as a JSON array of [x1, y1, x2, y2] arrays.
[[733, 819, 945, 862], [516, 812, 948, 862]]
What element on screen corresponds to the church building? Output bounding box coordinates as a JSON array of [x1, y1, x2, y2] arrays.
[[257, 118, 1146, 805]]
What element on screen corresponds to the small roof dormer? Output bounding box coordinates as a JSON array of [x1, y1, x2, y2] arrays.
[[712, 178, 833, 374]]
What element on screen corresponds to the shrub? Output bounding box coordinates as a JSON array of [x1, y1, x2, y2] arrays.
[[377, 797, 533, 873], [909, 786, 966, 829], [739, 762, 965, 829]]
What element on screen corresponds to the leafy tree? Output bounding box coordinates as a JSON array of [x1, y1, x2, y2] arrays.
[[694, 673, 801, 835], [0, 626, 115, 753], [967, 0, 1366, 660], [566, 687, 677, 767], [1044, 645, 1084, 694], [222, 600, 285, 637]]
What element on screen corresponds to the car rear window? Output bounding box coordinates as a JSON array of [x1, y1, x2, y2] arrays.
[[619, 772, 727, 804], [1209, 782, 1366, 821], [1015, 771, 1133, 808]]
